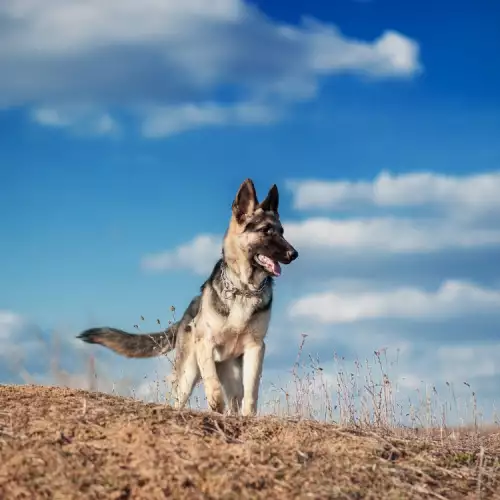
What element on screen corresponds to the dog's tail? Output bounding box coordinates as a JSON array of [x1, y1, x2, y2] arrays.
[[77, 323, 179, 358]]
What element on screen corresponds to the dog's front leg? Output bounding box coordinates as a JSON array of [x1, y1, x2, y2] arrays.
[[242, 341, 266, 417], [217, 357, 244, 415], [195, 339, 225, 413]]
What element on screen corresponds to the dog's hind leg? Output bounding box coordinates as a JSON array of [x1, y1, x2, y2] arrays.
[[172, 352, 200, 410], [217, 356, 244, 415]]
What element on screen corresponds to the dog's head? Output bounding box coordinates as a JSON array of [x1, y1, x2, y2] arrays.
[[225, 178, 298, 277]]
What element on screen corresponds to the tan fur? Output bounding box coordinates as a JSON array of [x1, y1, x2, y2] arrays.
[[78, 178, 298, 417], [171, 182, 279, 415], [172, 240, 272, 415]]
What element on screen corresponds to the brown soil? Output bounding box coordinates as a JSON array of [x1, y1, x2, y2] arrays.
[[0, 384, 499, 499]]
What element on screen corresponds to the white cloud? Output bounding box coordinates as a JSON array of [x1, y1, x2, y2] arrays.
[[0, 310, 45, 367], [142, 101, 279, 138], [281, 170, 500, 259], [396, 342, 500, 399], [288, 170, 500, 216], [31, 106, 119, 136], [285, 217, 500, 253], [289, 280, 500, 324], [0, 0, 421, 136], [0, 311, 23, 339], [305, 22, 420, 77], [141, 234, 221, 275], [437, 345, 500, 380], [140, 213, 500, 275], [0, 311, 142, 394]]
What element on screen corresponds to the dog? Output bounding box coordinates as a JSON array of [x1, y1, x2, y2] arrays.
[[77, 178, 298, 416]]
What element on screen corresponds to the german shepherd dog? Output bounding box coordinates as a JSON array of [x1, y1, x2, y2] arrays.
[[77, 179, 298, 416]]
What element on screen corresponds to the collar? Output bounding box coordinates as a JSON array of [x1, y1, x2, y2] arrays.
[[220, 262, 272, 299]]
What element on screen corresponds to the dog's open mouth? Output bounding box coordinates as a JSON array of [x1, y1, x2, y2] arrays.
[[255, 254, 281, 277]]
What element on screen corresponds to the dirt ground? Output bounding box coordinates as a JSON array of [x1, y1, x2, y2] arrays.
[[0, 384, 499, 499]]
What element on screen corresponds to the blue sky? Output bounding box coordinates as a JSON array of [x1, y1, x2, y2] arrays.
[[1, 0, 500, 423]]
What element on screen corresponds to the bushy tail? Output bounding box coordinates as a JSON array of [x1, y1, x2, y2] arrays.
[[77, 323, 178, 358]]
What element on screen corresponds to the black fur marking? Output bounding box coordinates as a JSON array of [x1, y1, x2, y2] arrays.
[[199, 259, 231, 317], [77, 325, 178, 357], [259, 184, 279, 213], [255, 293, 273, 313], [200, 258, 274, 318], [184, 295, 201, 320], [212, 292, 231, 317], [233, 179, 258, 223], [180, 295, 202, 332], [244, 212, 279, 233], [77, 328, 105, 344]]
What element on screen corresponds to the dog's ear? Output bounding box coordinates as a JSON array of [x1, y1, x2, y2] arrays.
[[232, 178, 258, 223], [258, 184, 279, 213]]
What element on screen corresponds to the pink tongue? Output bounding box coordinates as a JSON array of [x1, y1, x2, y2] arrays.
[[271, 261, 281, 276], [261, 256, 281, 276]]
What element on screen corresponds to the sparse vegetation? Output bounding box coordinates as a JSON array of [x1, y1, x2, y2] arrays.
[[1, 314, 499, 498]]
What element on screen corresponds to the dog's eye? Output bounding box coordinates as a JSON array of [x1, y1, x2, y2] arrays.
[[261, 226, 273, 234]]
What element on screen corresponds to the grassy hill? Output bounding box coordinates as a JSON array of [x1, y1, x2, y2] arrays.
[[1, 384, 499, 499]]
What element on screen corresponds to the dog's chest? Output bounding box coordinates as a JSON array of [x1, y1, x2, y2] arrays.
[[205, 293, 271, 362], [224, 294, 259, 330]]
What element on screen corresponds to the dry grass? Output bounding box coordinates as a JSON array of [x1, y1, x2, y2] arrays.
[[2, 317, 500, 498], [1, 384, 500, 499]]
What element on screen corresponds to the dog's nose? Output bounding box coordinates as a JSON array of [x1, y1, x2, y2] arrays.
[[287, 249, 299, 262]]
